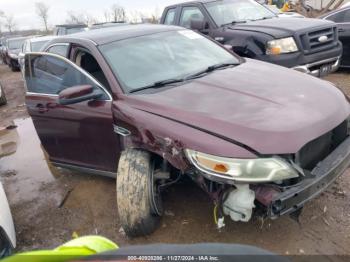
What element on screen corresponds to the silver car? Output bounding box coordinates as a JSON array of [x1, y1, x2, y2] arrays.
[[0, 182, 16, 257], [18, 35, 57, 74]]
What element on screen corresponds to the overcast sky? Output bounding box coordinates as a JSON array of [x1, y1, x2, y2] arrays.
[[0, 0, 186, 31]]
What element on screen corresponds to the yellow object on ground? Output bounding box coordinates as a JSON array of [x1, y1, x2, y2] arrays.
[[2, 236, 118, 262], [281, 3, 290, 12]]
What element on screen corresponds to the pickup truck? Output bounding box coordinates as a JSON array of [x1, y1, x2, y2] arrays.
[[160, 0, 342, 77]]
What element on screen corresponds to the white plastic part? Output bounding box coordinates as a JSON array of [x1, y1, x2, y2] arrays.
[[223, 184, 255, 222], [217, 217, 225, 229], [0, 182, 16, 248]]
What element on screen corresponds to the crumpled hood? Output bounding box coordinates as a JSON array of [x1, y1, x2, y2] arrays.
[[129, 59, 350, 155], [230, 17, 335, 38]]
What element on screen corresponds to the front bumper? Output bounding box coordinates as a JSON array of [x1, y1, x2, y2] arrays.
[[263, 136, 350, 218], [293, 56, 340, 77], [260, 41, 342, 76]]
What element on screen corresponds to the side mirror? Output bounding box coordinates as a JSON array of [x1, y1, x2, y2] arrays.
[[190, 19, 206, 31], [58, 85, 103, 105]]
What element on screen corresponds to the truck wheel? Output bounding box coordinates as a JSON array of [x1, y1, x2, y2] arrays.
[[0, 85, 7, 106], [116, 149, 163, 237]]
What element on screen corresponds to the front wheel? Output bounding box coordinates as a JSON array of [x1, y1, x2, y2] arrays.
[[116, 149, 163, 237]]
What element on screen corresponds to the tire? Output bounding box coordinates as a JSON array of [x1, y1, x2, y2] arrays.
[[116, 149, 162, 237], [0, 85, 7, 106]]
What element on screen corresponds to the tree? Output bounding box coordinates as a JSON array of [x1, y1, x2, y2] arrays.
[[104, 10, 111, 22], [110, 4, 126, 22], [35, 2, 50, 32], [4, 14, 15, 33], [66, 11, 98, 26]]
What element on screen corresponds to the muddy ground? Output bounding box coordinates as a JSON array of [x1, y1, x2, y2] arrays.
[[0, 64, 350, 255]]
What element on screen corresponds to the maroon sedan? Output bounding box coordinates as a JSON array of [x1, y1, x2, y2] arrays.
[[24, 24, 350, 237]]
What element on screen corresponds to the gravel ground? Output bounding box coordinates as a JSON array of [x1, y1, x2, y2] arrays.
[[0, 64, 350, 255]]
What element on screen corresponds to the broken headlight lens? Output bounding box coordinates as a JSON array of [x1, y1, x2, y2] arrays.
[[185, 149, 299, 183], [266, 37, 298, 55]]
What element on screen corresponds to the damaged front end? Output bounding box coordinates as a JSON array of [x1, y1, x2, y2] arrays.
[[184, 118, 350, 226]]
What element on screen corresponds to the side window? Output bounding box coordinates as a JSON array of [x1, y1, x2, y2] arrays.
[[74, 49, 111, 90], [179, 6, 205, 28], [327, 10, 350, 23], [25, 54, 108, 99], [47, 45, 69, 57], [164, 8, 176, 25]]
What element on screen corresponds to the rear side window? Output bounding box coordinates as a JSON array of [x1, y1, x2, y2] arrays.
[[327, 9, 350, 23], [179, 6, 205, 28], [164, 8, 176, 25], [46, 45, 69, 57], [25, 54, 108, 99]]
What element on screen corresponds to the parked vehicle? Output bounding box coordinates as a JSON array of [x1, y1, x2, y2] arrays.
[[18, 35, 57, 73], [5, 37, 29, 71], [265, 5, 305, 18], [23, 25, 350, 237], [0, 182, 16, 258], [53, 24, 88, 36], [319, 6, 350, 67], [0, 83, 7, 106], [160, 0, 342, 77], [90, 22, 129, 30]]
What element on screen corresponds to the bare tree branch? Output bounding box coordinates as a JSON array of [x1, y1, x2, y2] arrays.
[[110, 4, 126, 22], [4, 14, 16, 33], [35, 2, 50, 32], [66, 11, 98, 26]]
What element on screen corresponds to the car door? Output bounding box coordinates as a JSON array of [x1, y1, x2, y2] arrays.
[[24, 52, 119, 174], [326, 8, 350, 67]]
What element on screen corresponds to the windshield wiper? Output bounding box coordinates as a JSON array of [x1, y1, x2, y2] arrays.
[[221, 20, 247, 27], [129, 63, 239, 94], [129, 78, 186, 93], [185, 62, 239, 80]]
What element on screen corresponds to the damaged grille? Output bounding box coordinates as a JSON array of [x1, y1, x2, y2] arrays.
[[296, 120, 348, 170], [299, 26, 338, 55]]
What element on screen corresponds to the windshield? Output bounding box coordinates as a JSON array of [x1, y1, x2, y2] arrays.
[[8, 39, 25, 50], [205, 0, 276, 26], [66, 27, 87, 34], [100, 30, 239, 93], [31, 40, 49, 52]]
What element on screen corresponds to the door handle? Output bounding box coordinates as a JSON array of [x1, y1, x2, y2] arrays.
[[46, 102, 58, 109], [36, 103, 48, 113]]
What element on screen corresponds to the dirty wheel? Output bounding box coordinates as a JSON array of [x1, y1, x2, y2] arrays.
[[0, 84, 7, 106], [116, 149, 162, 237]]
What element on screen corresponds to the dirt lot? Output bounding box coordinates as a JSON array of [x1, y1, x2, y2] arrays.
[[0, 64, 350, 255]]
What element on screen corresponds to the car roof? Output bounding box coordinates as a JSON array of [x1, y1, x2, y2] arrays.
[[319, 5, 350, 18], [55, 24, 183, 45], [165, 0, 217, 8], [55, 24, 87, 28], [29, 35, 58, 43], [7, 36, 30, 42]]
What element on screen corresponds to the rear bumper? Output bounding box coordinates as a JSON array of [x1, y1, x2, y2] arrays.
[[267, 136, 350, 218]]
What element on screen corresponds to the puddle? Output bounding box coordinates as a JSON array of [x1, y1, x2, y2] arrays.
[[0, 118, 67, 204]]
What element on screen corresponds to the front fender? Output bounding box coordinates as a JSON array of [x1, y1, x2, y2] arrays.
[[224, 31, 271, 58], [113, 101, 257, 172]]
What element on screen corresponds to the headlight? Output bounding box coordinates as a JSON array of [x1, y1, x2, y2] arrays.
[[266, 37, 298, 55], [9, 53, 18, 59], [185, 149, 299, 183]]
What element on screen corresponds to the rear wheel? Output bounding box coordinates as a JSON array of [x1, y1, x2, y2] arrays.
[[116, 149, 163, 237], [0, 84, 7, 106]]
